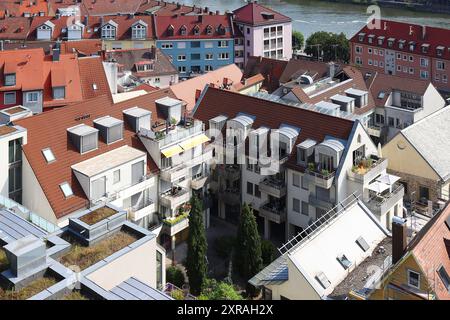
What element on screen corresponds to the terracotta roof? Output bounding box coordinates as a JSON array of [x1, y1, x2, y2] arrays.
[[1, 40, 56, 54], [170, 64, 243, 111], [193, 87, 355, 171], [233, 2, 291, 26], [0, 17, 31, 40], [15, 89, 177, 219], [243, 56, 288, 93], [138, 0, 203, 16], [131, 83, 158, 93], [0, 0, 48, 18], [408, 203, 450, 300], [279, 59, 332, 84], [154, 14, 233, 40], [77, 56, 113, 102], [350, 19, 450, 61], [100, 15, 155, 40], [28, 16, 101, 40], [80, 0, 142, 16], [233, 73, 265, 91], [106, 48, 177, 78], [61, 39, 103, 56], [366, 71, 431, 107]]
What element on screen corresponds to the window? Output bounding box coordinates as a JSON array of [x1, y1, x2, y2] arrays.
[[247, 182, 253, 195], [337, 254, 352, 270], [4, 92, 16, 105], [53, 86, 65, 100], [355, 56, 362, 65], [443, 75, 448, 83], [419, 186, 429, 200], [177, 42, 186, 49], [42, 148, 55, 163], [388, 117, 395, 127], [409, 67, 414, 74], [301, 201, 308, 216], [113, 169, 120, 184], [246, 27, 250, 35], [254, 185, 261, 198], [293, 198, 300, 213], [191, 53, 200, 60], [101, 24, 116, 39], [396, 53, 401, 60], [437, 61, 445, 71], [205, 53, 213, 60], [316, 272, 331, 289], [409, 56, 414, 62], [26, 91, 39, 103], [132, 24, 146, 39], [206, 26, 213, 35], [292, 173, 300, 187], [154, 77, 160, 83], [91, 177, 106, 199], [8, 138, 22, 164], [218, 40, 228, 48], [180, 26, 187, 36], [356, 236, 370, 252], [218, 52, 229, 60], [205, 65, 213, 72], [177, 55, 186, 61], [60, 182, 73, 198], [178, 66, 186, 73], [204, 41, 213, 48], [132, 160, 144, 185], [397, 65, 402, 72], [420, 70, 429, 79], [437, 266, 450, 291], [368, 59, 373, 66], [191, 41, 200, 48], [156, 251, 163, 289], [161, 43, 173, 49], [4, 74, 16, 86], [407, 270, 420, 289], [301, 176, 308, 190], [420, 58, 429, 67]]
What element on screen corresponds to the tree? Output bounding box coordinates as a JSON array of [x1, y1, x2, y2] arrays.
[[185, 195, 208, 295], [234, 204, 263, 279], [199, 279, 243, 300], [305, 31, 350, 62], [166, 266, 185, 288], [261, 239, 276, 267], [292, 30, 305, 51]]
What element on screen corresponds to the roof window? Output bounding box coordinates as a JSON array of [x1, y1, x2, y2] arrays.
[[60, 182, 73, 198], [356, 236, 370, 252], [42, 148, 56, 163]]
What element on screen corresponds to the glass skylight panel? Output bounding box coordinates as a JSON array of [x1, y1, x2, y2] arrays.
[[42, 148, 56, 163], [356, 236, 370, 252], [60, 182, 73, 198]]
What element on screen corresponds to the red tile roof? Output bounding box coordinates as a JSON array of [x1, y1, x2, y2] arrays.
[[233, 2, 291, 26], [15, 89, 176, 219], [61, 39, 103, 56], [193, 87, 355, 171], [138, 0, 203, 16], [80, 0, 142, 16], [0, 0, 49, 18], [0, 17, 31, 40], [28, 16, 102, 40], [350, 19, 450, 60], [409, 203, 450, 300], [77, 56, 113, 102], [243, 56, 288, 93], [154, 14, 233, 40]]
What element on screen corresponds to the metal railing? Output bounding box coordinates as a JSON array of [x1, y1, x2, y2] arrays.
[[140, 120, 204, 149], [278, 193, 360, 255]]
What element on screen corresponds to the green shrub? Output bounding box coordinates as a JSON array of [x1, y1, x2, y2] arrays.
[[214, 236, 236, 259], [261, 240, 276, 267], [200, 279, 243, 300], [166, 266, 185, 288], [171, 289, 185, 300]]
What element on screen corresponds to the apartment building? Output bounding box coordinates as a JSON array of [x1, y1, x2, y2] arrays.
[[105, 47, 178, 90], [233, 1, 292, 65], [194, 87, 404, 242], [154, 14, 235, 78], [0, 205, 169, 300], [0, 47, 112, 112], [0, 89, 212, 251], [368, 204, 450, 300], [365, 71, 446, 143], [350, 19, 450, 93], [382, 107, 450, 208], [249, 196, 390, 300]]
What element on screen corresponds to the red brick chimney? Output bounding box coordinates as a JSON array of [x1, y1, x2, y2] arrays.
[[392, 216, 407, 264]]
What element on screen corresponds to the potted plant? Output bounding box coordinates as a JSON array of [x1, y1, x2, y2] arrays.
[[170, 117, 177, 129], [321, 169, 330, 176], [308, 162, 315, 171]]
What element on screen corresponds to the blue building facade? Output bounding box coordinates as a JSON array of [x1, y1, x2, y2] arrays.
[[156, 39, 235, 78]]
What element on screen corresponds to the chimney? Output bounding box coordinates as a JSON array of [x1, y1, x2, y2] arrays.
[[204, 7, 209, 13], [328, 62, 336, 78], [84, 15, 89, 26], [195, 89, 201, 102], [223, 77, 229, 86], [392, 216, 407, 264], [52, 42, 61, 61], [215, 10, 220, 15], [198, 15, 202, 23], [422, 25, 426, 40]]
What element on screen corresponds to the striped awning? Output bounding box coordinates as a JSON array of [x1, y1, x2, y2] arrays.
[[179, 134, 210, 151], [161, 145, 183, 158]]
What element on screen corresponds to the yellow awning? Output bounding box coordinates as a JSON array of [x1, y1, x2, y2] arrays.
[[179, 134, 210, 151], [161, 145, 184, 158]]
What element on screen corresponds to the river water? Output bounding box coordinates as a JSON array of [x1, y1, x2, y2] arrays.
[[181, 0, 450, 38]]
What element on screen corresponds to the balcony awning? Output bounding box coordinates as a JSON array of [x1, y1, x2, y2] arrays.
[[367, 181, 390, 194], [179, 134, 210, 151], [376, 174, 400, 186], [161, 145, 184, 158]]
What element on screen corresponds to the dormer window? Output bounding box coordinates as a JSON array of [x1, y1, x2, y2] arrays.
[[4, 73, 16, 86], [132, 21, 147, 39], [377, 36, 384, 45], [53, 86, 65, 100], [93, 116, 124, 145], [409, 41, 416, 52], [37, 21, 54, 41], [193, 25, 200, 36], [368, 34, 375, 44], [167, 25, 174, 36], [67, 22, 84, 40], [123, 107, 152, 133], [387, 38, 395, 47], [398, 40, 405, 49], [101, 22, 117, 39], [180, 25, 187, 36], [217, 24, 226, 36], [67, 124, 99, 154], [436, 46, 445, 57], [358, 33, 365, 42], [422, 44, 429, 53], [206, 25, 213, 35]]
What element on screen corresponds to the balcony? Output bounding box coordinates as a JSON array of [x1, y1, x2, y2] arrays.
[[218, 164, 240, 182], [191, 174, 208, 190], [161, 212, 189, 237], [128, 197, 155, 222], [160, 164, 188, 183], [259, 177, 286, 198], [304, 167, 335, 189], [347, 156, 388, 185], [259, 201, 286, 224], [367, 124, 382, 138], [159, 187, 190, 210], [308, 194, 334, 210], [365, 183, 404, 216], [218, 188, 240, 206]]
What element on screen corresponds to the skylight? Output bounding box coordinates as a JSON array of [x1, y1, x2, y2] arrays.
[[337, 254, 352, 270], [60, 182, 73, 198], [377, 91, 385, 99], [315, 272, 331, 289], [356, 236, 370, 252], [42, 148, 56, 163]]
